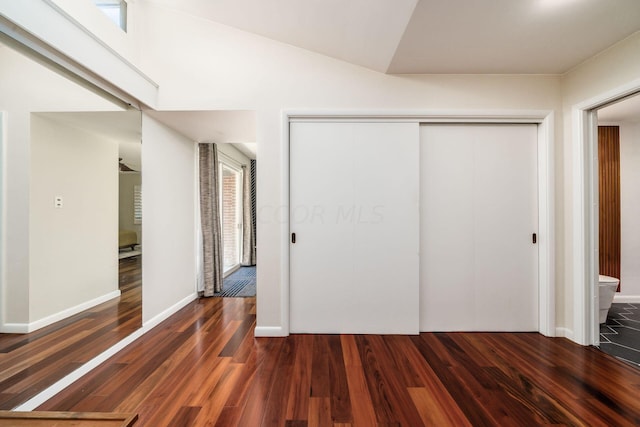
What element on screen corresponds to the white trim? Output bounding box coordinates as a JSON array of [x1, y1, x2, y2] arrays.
[[40, 0, 153, 86], [13, 326, 145, 410], [254, 326, 288, 337], [0, 323, 29, 334], [286, 109, 552, 123], [555, 327, 574, 340], [13, 291, 197, 411], [219, 159, 243, 273], [0, 290, 121, 334], [223, 264, 240, 278], [0, 111, 5, 331], [218, 151, 243, 170], [141, 292, 197, 331], [195, 143, 204, 293], [537, 114, 556, 337], [277, 109, 555, 338], [571, 77, 640, 346], [613, 295, 640, 303], [281, 113, 291, 337], [572, 108, 592, 345]]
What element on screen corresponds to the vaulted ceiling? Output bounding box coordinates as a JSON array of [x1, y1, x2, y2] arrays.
[[144, 0, 640, 74]]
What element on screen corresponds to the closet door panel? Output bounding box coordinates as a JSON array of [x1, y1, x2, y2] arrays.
[[290, 121, 419, 334], [420, 124, 538, 331]]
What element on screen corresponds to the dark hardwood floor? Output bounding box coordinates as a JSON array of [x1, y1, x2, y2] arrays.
[[0, 256, 142, 410], [36, 295, 640, 426]]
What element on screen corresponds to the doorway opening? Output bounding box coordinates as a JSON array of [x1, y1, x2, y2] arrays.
[[216, 146, 256, 298], [594, 93, 640, 367], [573, 80, 640, 348], [141, 110, 257, 300]]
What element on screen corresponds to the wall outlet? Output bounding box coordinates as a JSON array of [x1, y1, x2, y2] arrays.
[[54, 196, 63, 208]]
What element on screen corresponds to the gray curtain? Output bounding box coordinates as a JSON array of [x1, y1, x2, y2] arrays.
[[241, 165, 256, 266], [199, 143, 223, 295]]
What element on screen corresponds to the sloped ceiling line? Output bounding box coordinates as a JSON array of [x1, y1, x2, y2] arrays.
[[143, 0, 640, 75]]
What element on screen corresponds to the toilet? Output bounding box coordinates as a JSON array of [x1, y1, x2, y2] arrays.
[[599, 275, 620, 324]]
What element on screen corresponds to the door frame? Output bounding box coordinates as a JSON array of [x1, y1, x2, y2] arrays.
[[572, 79, 640, 346], [0, 111, 4, 331], [275, 110, 555, 337], [218, 154, 244, 276]]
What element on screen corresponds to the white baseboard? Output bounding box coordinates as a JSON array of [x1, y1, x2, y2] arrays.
[[254, 326, 288, 337], [143, 292, 197, 330], [0, 323, 30, 334], [13, 326, 147, 411], [0, 290, 121, 334], [613, 295, 640, 303], [14, 291, 198, 411], [555, 327, 574, 340]]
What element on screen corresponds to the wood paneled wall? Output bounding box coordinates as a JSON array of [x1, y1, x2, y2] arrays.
[[598, 126, 621, 289]]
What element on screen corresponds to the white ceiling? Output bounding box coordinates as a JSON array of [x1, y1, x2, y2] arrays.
[[144, 0, 640, 74], [145, 110, 257, 158], [145, 110, 257, 159], [38, 111, 142, 171], [144, 0, 418, 73], [598, 93, 640, 123], [25, 1, 640, 169], [144, 110, 256, 144], [37, 110, 258, 169]]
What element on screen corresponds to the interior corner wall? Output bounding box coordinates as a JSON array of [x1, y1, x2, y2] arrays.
[[561, 31, 640, 336], [141, 113, 196, 324], [119, 172, 142, 242], [137, 3, 565, 335], [619, 121, 640, 300], [30, 114, 119, 322], [0, 41, 119, 328]]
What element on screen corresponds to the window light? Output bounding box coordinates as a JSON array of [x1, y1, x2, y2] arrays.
[[93, 0, 127, 32]]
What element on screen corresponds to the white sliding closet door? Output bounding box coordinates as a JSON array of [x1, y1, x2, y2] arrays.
[[290, 122, 419, 334], [420, 124, 538, 331]]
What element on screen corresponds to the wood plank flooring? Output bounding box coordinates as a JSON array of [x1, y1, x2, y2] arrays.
[[0, 256, 142, 410], [0, 410, 137, 426], [37, 295, 640, 426]]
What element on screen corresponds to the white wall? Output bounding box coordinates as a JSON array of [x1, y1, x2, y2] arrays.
[[137, 4, 564, 333], [0, 111, 5, 328], [561, 31, 640, 335], [141, 113, 196, 323], [0, 0, 157, 107], [49, 0, 141, 64], [0, 42, 121, 328], [119, 172, 142, 242], [30, 114, 119, 322], [4, 1, 639, 340], [619, 121, 640, 300]]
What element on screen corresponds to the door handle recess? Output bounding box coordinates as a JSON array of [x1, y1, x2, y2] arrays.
[[532, 233, 537, 244], [291, 233, 296, 244]]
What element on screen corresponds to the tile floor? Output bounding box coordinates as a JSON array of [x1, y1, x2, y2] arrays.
[[599, 303, 640, 367]]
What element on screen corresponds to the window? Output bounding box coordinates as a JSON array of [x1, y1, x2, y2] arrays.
[[220, 163, 242, 273], [93, 0, 127, 32], [133, 184, 142, 225]]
